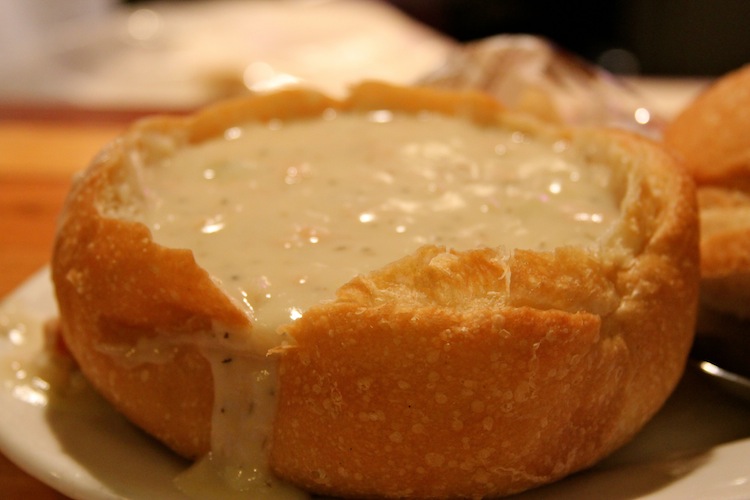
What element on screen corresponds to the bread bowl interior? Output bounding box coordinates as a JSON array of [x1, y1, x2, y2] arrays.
[[52, 82, 699, 498]]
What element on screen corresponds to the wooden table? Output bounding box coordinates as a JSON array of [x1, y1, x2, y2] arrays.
[[0, 104, 182, 499]]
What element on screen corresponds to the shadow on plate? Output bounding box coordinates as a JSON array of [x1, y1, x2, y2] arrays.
[[511, 368, 750, 499], [44, 379, 192, 499]]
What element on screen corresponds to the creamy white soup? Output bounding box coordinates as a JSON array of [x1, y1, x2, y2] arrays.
[[135, 110, 617, 334], [121, 108, 619, 497]]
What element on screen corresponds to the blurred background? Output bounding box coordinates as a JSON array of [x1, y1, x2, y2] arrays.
[[388, 0, 750, 76], [116, 0, 750, 77], [0, 0, 748, 111]]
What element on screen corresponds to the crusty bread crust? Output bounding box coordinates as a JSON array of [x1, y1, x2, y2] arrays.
[[695, 187, 750, 318], [664, 65, 750, 319], [52, 82, 699, 497], [663, 65, 750, 187]]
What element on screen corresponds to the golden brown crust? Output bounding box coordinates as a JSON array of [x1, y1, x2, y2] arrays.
[[663, 64, 750, 186], [663, 65, 750, 319], [52, 82, 699, 497], [53, 142, 236, 457], [694, 187, 750, 317]]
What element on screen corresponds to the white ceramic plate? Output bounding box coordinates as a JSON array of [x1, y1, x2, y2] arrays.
[[2, 269, 750, 500]]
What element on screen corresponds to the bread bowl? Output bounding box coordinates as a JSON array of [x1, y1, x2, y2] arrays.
[[663, 64, 750, 319], [52, 81, 699, 498]]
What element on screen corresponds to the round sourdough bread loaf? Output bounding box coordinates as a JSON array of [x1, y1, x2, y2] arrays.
[[663, 64, 750, 319], [52, 82, 699, 498]]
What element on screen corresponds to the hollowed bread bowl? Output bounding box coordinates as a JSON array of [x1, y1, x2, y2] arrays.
[[52, 82, 699, 498]]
